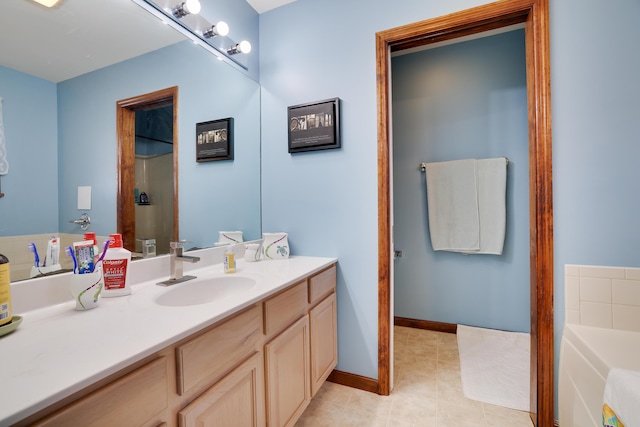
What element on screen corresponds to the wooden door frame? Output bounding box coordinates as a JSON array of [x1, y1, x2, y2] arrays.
[[376, 0, 553, 425], [116, 86, 179, 251]]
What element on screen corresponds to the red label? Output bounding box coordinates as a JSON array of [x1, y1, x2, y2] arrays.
[[102, 259, 128, 290]]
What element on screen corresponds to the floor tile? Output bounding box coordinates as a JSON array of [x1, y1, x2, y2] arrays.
[[295, 326, 533, 427]]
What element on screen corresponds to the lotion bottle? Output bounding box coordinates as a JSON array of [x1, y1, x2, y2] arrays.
[[0, 253, 12, 327], [224, 248, 236, 274], [101, 233, 132, 297]]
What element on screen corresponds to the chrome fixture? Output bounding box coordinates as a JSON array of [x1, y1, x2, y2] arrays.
[[202, 21, 229, 38], [131, 0, 252, 70], [171, 0, 200, 18], [227, 41, 252, 55], [70, 213, 91, 231], [157, 241, 200, 285]]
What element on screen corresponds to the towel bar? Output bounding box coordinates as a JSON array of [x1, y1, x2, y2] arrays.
[[419, 157, 509, 171]]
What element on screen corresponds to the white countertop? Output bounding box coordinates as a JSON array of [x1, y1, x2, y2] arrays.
[[0, 254, 336, 425]]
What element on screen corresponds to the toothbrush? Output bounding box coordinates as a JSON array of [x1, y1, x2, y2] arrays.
[[66, 246, 78, 274], [28, 243, 40, 267], [92, 239, 110, 272]]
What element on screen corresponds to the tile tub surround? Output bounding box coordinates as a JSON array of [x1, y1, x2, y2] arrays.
[[564, 264, 640, 331]]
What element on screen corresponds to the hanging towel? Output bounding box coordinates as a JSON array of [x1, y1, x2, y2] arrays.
[[425, 159, 480, 252], [425, 157, 507, 255], [463, 158, 507, 255], [0, 96, 8, 175], [603, 368, 640, 427]]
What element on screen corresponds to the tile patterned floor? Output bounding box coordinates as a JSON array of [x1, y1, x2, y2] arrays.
[[295, 326, 534, 426]]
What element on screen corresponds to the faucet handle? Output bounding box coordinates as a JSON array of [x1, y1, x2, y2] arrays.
[[170, 240, 189, 249]]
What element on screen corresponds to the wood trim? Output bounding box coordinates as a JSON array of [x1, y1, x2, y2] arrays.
[[376, 1, 553, 425], [116, 87, 179, 251], [327, 369, 378, 394], [394, 317, 457, 334]]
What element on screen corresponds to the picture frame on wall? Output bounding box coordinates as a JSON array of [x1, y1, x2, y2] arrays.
[[196, 117, 233, 162], [287, 98, 340, 153]]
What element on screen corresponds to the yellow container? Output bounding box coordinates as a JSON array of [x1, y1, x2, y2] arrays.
[[0, 253, 13, 327]]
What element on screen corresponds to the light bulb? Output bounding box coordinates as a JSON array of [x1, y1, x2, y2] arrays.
[[202, 21, 229, 38], [172, 0, 201, 18], [238, 40, 252, 54], [184, 0, 201, 14]]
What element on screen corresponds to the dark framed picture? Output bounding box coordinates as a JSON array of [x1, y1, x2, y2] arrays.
[[288, 98, 340, 153], [196, 117, 233, 162]]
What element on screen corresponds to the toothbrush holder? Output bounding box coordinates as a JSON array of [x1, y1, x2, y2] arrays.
[[262, 233, 290, 260], [69, 267, 104, 311]]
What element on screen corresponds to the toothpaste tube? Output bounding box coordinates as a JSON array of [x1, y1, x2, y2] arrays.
[[45, 236, 60, 267], [73, 240, 95, 274]]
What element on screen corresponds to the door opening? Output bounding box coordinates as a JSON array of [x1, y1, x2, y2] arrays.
[[376, 1, 553, 425]]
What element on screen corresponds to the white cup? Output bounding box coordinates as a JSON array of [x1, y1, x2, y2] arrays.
[[69, 267, 104, 311]]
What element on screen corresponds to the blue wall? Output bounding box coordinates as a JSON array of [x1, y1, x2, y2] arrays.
[[259, 0, 492, 381], [260, 0, 640, 416], [392, 30, 530, 333], [0, 66, 58, 236]]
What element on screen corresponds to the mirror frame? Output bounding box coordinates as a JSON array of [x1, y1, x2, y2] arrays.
[[116, 86, 179, 251]]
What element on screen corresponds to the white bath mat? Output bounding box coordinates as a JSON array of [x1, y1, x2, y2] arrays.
[[457, 324, 530, 412]]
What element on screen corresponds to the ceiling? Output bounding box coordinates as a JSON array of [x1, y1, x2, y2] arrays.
[[0, 0, 294, 83]]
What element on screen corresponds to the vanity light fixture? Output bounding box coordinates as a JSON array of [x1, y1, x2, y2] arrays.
[[202, 21, 229, 38], [32, 0, 62, 7], [171, 0, 201, 18], [132, 0, 251, 70], [227, 40, 252, 55]]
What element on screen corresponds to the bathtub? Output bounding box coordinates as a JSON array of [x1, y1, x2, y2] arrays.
[[559, 324, 640, 426]]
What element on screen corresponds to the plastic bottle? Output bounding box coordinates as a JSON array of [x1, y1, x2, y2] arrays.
[[0, 253, 13, 327], [224, 249, 236, 274], [101, 233, 132, 297], [84, 232, 100, 265]]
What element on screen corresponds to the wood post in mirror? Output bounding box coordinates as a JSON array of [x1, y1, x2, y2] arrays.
[[116, 87, 179, 254]]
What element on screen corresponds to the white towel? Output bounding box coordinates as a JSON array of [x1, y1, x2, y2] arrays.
[[464, 158, 507, 255], [425, 159, 480, 252], [425, 157, 507, 255], [604, 368, 640, 427], [0, 97, 8, 175]]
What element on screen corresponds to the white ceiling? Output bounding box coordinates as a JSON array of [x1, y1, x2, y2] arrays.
[[0, 0, 294, 83], [246, 0, 295, 14]]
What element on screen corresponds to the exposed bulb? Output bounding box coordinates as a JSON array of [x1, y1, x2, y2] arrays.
[[202, 21, 229, 38], [227, 40, 252, 55], [172, 0, 201, 18]]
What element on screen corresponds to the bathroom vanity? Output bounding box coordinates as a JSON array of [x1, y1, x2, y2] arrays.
[[2, 252, 337, 427]]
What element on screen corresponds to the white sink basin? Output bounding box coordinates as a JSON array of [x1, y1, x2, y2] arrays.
[[155, 276, 257, 307]]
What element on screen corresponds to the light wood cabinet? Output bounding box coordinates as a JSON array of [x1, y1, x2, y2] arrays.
[[265, 315, 310, 427], [176, 304, 262, 396], [25, 263, 337, 427], [178, 352, 265, 427], [309, 292, 337, 396], [34, 357, 168, 427]]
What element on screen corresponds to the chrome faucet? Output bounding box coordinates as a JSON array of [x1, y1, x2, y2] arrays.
[[157, 241, 200, 286]]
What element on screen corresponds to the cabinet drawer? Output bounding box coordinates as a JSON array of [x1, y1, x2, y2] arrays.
[[178, 352, 265, 427], [264, 281, 308, 338], [308, 265, 336, 305], [35, 357, 168, 427], [176, 304, 262, 396]]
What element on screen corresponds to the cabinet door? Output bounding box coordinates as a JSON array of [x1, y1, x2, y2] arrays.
[[265, 315, 310, 427], [309, 293, 338, 396], [178, 352, 265, 427]]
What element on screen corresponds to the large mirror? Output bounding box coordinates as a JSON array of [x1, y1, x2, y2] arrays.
[[0, 0, 261, 281]]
